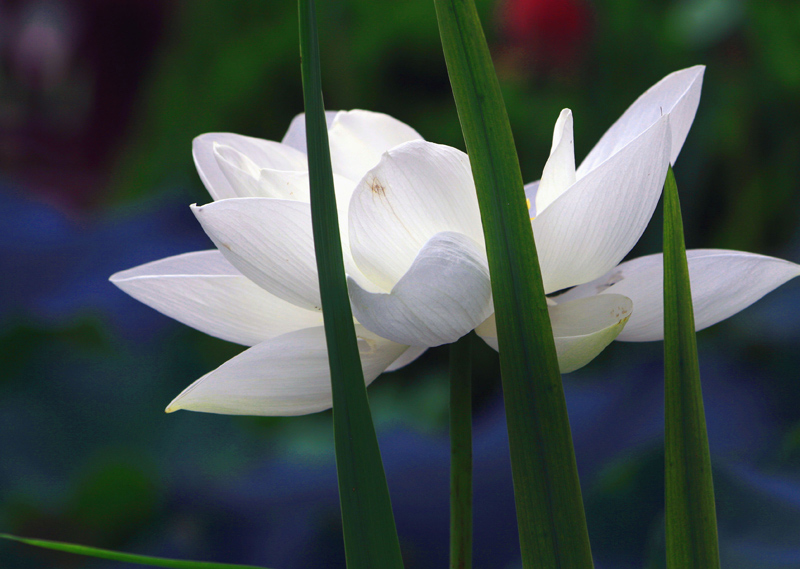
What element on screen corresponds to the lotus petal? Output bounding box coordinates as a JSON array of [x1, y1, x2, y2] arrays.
[[476, 294, 632, 373], [348, 232, 492, 347], [110, 250, 322, 346], [533, 116, 671, 293], [349, 140, 484, 291], [385, 346, 428, 372], [577, 65, 704, 175], [192, 198, 322, 310], [193, 133, 307, 200], [166, 325, 406, 416], [535, 109, 576, 214], [558, 249, 800, 342], [327, 110, 423, 181]]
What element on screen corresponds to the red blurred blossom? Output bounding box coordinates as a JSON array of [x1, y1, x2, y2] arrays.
[[496, 0, 593, 77]]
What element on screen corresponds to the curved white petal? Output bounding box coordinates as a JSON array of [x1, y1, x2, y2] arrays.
[[192, 198, 321, 311], [577, 65, 704, 175], [166, 325, 407, 416], [562, 249, 800, 342], [348, 232, 492, 347], [535, 109, 576, 214], [475, 293, 632, 373], [281, 110, 339, 153], [349, 140, 484, 291], [533, 115, 671, 293], [385, 346, 428, 372], [193, 133, 308, 200], [328, 110, 424, 181], [110, 251, 322, 346], [548, 294, 632, 372]]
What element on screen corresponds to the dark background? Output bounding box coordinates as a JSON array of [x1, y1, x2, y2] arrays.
[[1, 0, 799, 567]]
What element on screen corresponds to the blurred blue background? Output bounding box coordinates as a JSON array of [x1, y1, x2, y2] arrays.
[[1, 0, 799, 567]]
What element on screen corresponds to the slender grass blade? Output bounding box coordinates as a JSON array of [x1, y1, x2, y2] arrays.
[[298, 1, 404, 567], [0, 534, 268, 569], [433, 1, 593, 567], [662, 166, 720, 568]]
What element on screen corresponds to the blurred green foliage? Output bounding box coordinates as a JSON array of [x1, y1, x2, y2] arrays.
[[109, 0, 800, 260], [4, 0, 800, 567]]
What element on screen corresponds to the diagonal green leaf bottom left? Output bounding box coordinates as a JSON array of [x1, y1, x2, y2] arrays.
[[1, 534, 270, 569]]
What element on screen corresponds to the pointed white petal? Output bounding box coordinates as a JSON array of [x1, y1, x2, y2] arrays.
[[110, 251, 322, 346], [328, 110, 424, 181], [166, 325, 407, 416], [533, 116, 671, 293], [211, 144, 358, 207], [349, 140, 484, 291], [192, 198, 322, 311], [385, 346, 428, 372], [577, 65, 704, 175], [193, 133, 308, 200], [535, 109, 577, 214], [475, 293, 632, 373], [212, 144, 310, 201], [563, 249, 800, 342], [281, 110, 339, 153], [348, 232, 492, 347]]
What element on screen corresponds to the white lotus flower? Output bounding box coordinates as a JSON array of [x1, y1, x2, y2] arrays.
[[347, 65, 799, 371], [111, 66, 800, 417], [111, 110, 429, 416]]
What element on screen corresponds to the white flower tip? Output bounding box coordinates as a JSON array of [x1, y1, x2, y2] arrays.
[[550, 109, 574, 153], [191, 133, 212, 152], [686, 64, 706, 76], [654, 65, 705, 93], [192, 133, 229, 164], [165, 395, 185, 413]]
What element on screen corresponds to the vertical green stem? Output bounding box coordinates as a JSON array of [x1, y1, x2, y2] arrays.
[[663, 167, 720, 569], [298, 1, 404, 567], [450, 334, 473, 569]]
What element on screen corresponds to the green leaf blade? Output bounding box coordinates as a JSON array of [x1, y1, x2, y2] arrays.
[[433, 1, 593, 567], [1, 534, 269, 569], [662, 166, 720, 569], [297, 1, 404, 568]]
